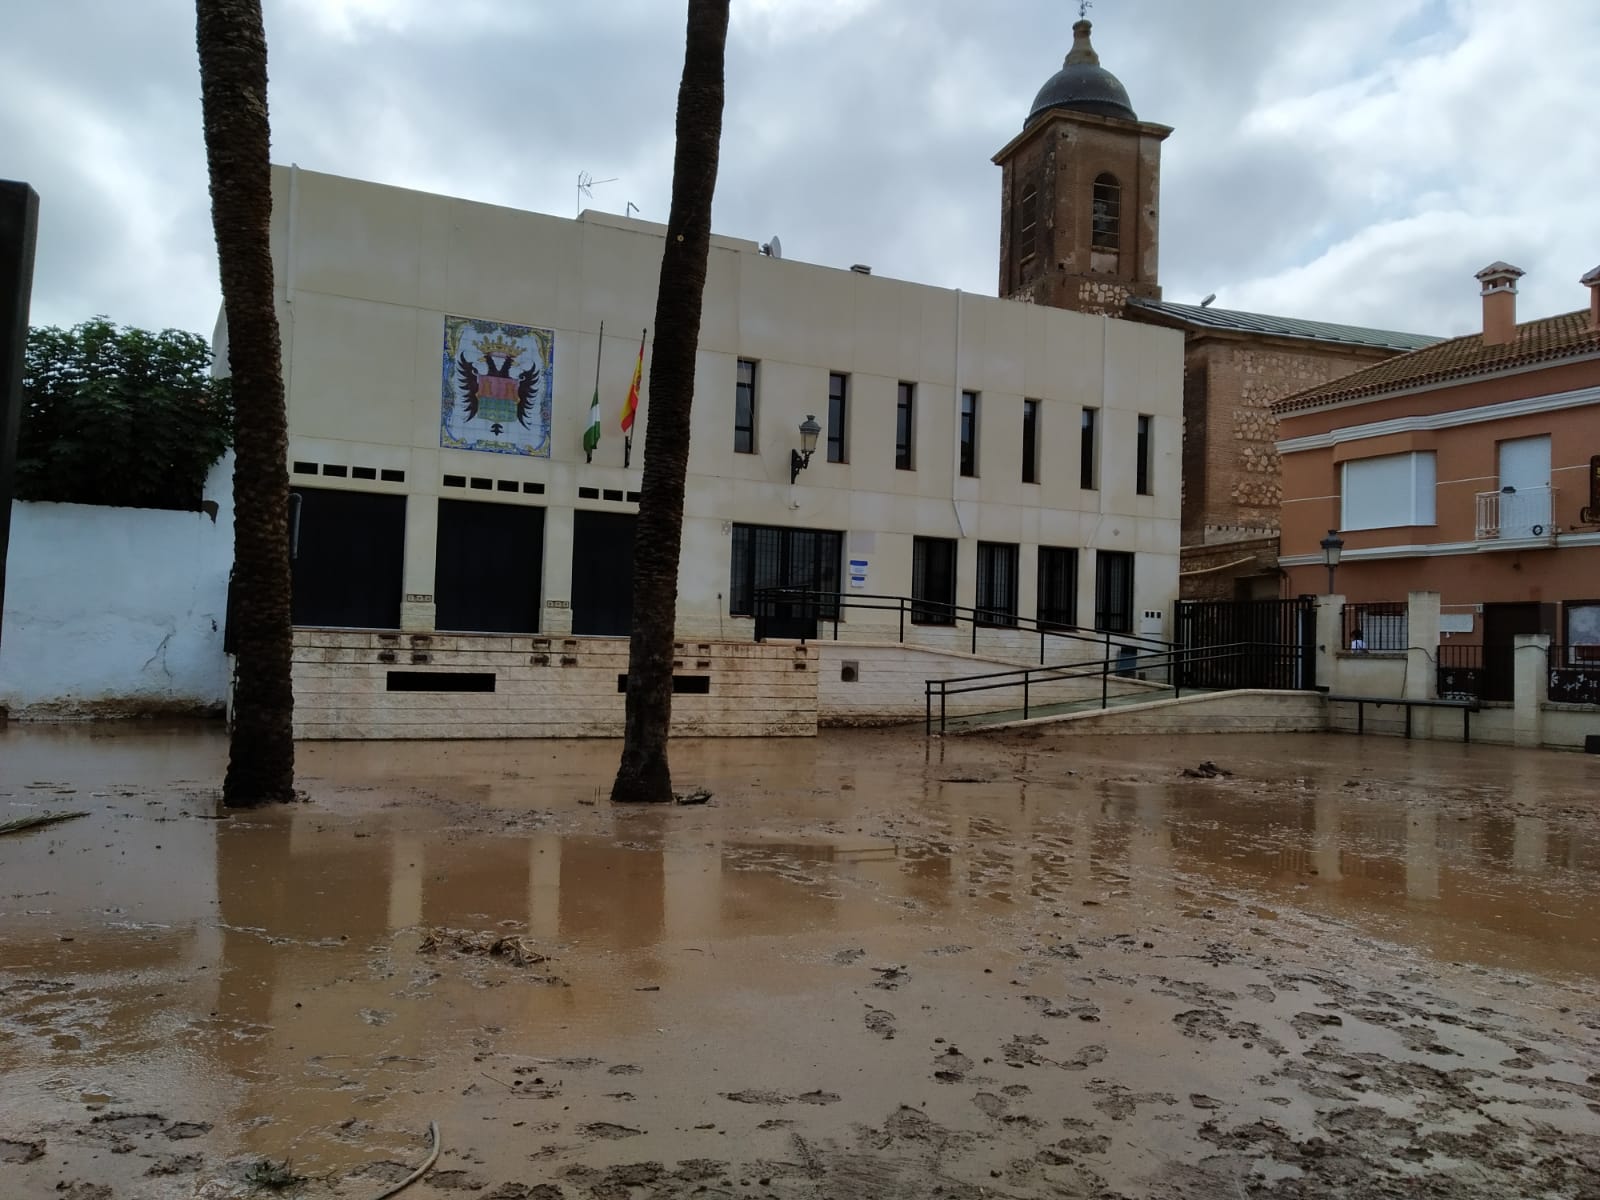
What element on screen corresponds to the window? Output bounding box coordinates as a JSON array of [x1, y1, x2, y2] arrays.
[[1037, 546, 1078, 630], [911, 536, 956, 625], [960, 390, 979, 477], [976, 542, 1018, 627], [1094, 550, 1134, 633], [1340, 452, 1436, 530], [734, 358, 757, 454], [1080, 407, 1098, 490], [1022, 399, 1040, 484], [729, 524, 843, 617], [1136, 413, 1152, 495], [1018, 185, 1038, 261], [1092, 174, 1120, 251], [896, 381, 916, 470], [826, 372, 848, 463]]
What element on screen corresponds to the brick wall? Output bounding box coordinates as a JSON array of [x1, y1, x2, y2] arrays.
[[291, 630, 818, 739]]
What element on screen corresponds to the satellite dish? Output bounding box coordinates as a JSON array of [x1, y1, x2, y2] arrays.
[[762, 235, 782, 260], [1200, 293, 1217, 308]]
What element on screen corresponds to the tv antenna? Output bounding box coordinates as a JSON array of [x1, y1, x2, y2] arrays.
[[761, 234, 783, 259], [626, 201, 640, 219], [577, 171, 618, 216]]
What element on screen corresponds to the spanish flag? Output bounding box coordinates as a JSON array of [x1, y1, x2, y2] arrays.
[[620, 329, 645, 433]]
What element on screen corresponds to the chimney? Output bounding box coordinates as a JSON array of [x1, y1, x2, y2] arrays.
[[1583, 264, 1600, 331], [1475, 261, 1524, 345]]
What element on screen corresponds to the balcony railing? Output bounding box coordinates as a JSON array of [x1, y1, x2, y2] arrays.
[[1476, 485, 1556, 541]]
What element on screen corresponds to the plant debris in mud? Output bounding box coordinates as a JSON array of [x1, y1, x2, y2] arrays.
[[243, 1157, 306, 1191], [0, 809, 89, 836], [1182, 761, 1233, 779], [419, 928, 549, 967]]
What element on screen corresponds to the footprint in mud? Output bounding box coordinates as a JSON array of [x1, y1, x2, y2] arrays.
[[722, 1090, 790, 1106], [1003, 1034, 1048, 1067], [1248, 984, 1277, 1004], [0, 1139, 44, 1163], [145, 1153, 203, 1176], [864, 1009, 896, 1040], [1292, 1011, 1344, 1039], [1086, 1082, 1178, 1121], [973, 1092, 1007, 1118], [578, 1122, 644, 1140], [1063, 1044, 1107, 1071], [429, 1169, 491, 1190], [1025, 994, 1100, 1021], [163, 1121, 211, 1140], [871, 965, 909, 990], [933, 1046, 974, 1082]]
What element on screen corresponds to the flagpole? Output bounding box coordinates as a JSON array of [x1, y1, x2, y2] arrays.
[[586, 319, 604, 463]]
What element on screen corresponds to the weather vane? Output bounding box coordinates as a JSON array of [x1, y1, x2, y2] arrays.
[[1079, 0, 1092, 18]]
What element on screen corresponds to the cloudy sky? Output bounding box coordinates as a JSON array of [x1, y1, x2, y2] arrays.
[[4, 0, 1596, 341]]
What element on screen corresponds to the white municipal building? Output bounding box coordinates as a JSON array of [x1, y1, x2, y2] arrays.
[[250, 94, 1182, 737]]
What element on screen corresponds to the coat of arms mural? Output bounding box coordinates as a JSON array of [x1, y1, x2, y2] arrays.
[[440, 315, 554, 456]]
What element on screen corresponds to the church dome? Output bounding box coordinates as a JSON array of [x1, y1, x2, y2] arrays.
[[1026, 20, 1136, 126]]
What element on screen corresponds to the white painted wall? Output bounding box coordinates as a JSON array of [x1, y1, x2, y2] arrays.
[[0, 456, 233, 718], [265, 166, 1184, 642]]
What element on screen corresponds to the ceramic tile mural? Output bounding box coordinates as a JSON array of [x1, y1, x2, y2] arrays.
[[440, 315, 554, 456]]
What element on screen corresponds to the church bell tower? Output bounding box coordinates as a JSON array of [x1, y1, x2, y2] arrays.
[[994, 19, 1171, 315]]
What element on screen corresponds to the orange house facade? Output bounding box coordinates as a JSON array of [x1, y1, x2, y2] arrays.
[[1273, 263, 1600, 690]]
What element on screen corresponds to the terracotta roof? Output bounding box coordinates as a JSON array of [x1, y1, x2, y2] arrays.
[[1125, 297, 1439, 351], [1271, 309, 1600, 413]]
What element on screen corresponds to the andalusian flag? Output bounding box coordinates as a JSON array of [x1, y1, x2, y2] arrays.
[[621, 329, 645, 433], [583, 321, 604, 462], [582, 380, 601, 457]]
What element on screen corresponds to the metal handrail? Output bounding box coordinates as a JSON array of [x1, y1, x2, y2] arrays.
[[923, 640, 1304, 735], [751, 586, 1174, 663]]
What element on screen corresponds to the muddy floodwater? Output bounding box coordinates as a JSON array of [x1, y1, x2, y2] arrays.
[[2, 724, 1598, 1199]]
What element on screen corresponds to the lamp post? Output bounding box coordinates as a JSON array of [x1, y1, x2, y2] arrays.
[[790, 413, 821, 484], [1320, 528, 1344, 595]]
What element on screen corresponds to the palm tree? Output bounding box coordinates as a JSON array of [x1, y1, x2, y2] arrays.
[[197, 0, 295, 806], [611, 0, 729, 804]]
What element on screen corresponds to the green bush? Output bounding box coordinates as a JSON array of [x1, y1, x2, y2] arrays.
[[18, 317, 233, 511]]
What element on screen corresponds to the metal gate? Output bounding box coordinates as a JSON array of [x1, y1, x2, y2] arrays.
[[1177, 597, 1316, 691]]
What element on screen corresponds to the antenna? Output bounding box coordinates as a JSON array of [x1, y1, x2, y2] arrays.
[[761, 235, 783, 260], [626, 201, 640, 219], [576, 171, 618, 216]]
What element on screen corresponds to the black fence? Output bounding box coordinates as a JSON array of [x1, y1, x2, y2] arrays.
[[752, 588, 1171, 663], [1549, 644, 1600, 706], [1436, 643, 1484, 701], [1176, 597, 1316, 691]]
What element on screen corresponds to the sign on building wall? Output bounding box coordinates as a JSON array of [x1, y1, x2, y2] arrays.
[[440, 315, 554, 457]]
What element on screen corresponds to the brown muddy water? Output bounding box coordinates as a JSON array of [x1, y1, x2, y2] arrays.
[[1, 723, 1598, 1199]]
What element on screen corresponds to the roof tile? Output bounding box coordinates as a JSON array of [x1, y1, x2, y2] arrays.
[[1271, 310, 1600, 413]]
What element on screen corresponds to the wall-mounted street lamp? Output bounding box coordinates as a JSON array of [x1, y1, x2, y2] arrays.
[[1320, 528, 1344, 594], [790, 413, 821, 484]]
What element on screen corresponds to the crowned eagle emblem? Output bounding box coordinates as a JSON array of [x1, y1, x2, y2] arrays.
[[457, 336, 540, 437]]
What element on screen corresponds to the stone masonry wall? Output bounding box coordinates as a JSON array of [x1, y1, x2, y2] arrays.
[[292, 630, 818, 739], [1188, 339, 1391, 535]]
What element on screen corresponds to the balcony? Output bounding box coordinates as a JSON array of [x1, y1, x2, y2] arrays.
[[1475, 485, 1556, 542]]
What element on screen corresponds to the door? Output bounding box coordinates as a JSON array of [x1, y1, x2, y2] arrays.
[[1497, 435, 1551, 538], [571, 510, 635, 636], [434, 499, 544, 633], [290, 488, 406, 629], [1482, 601, 1553, 702]]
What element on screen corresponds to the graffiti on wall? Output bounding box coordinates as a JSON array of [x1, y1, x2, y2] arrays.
[[440, 315, 554, 457]]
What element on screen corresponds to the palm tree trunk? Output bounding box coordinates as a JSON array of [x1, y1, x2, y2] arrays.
[[197, 0, 295, 806], [611, 0, 729, 804]]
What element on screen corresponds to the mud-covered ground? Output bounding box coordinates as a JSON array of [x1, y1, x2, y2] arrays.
[[1, 723, 1598, 1199]]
